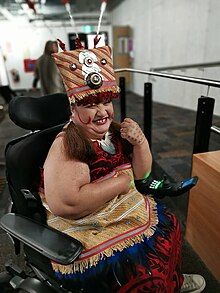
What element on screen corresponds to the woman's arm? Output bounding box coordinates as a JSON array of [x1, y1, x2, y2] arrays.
[[44, 137, 131, 219], [120, 118, 152, 179], [132, 139, 152, 179]]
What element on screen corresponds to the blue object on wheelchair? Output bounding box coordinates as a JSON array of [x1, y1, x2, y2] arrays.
[[181, 177, 197, 188]]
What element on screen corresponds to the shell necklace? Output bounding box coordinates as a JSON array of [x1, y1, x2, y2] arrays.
[[92, 132, 116, 155]]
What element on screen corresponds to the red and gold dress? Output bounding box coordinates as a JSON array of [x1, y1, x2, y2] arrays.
[[39, 131, 183, 292]]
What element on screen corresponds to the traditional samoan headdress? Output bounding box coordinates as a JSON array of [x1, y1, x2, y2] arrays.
[[53, 0, 120, 105]]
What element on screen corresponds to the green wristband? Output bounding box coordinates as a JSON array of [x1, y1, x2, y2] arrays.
[[143, 171, 151, 179]]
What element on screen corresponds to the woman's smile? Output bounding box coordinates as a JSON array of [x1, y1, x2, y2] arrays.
[[93, 117, 108, 125]]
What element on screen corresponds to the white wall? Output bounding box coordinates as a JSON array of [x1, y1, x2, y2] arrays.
[[111, 0, 220, 115], [0, 47, 9, 86], [0, 20, 112, 91]]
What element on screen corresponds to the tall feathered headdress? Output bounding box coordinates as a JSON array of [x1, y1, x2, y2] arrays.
[[53, 0, 120, 105]]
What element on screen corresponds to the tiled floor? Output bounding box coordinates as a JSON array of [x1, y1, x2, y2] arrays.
[[0, 92, 220, 292]]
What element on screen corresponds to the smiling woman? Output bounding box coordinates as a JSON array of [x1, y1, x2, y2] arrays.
[[34, 35, 189, 293]]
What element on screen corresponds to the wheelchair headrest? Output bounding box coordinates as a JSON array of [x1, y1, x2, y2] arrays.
[[9, 93, 71, 131]]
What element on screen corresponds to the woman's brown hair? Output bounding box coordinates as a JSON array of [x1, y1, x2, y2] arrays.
[[63, 121, 95, 163]]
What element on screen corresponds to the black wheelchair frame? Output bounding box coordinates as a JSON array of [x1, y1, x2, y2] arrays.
[[0, 94, 83, 292]]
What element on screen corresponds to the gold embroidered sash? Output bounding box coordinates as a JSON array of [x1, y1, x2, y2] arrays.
[[41, 166, 158, 274]]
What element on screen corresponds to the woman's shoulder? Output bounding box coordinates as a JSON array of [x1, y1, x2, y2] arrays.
[[45, 132, 66, 162], [43, 138, 65, 170], [55, 131, 65, 140], [47, 124, 85, 159]]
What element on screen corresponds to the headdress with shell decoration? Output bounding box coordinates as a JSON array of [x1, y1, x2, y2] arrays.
[[53, 0, 120, 105]]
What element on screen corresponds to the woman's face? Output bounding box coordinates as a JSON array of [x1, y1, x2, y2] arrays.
[[72, 100, 114, 140]]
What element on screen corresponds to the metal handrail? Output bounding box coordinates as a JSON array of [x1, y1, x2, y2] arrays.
[[114, 68, 220, 88], [151, 61, 220, 72], [211, 125, 220, 135]]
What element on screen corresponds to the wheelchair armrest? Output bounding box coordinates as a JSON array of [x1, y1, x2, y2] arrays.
[[0, 213, 83, 265]]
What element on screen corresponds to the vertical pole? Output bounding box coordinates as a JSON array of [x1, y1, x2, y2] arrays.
[[119, 76, 126, 122], [144, 82, 152, 148], [193, 96, 215, 154]]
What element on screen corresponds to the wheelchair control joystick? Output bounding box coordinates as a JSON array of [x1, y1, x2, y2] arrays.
[[135, 174, 198, 198]]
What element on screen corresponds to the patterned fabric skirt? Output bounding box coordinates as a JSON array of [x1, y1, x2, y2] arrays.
[[54, 204, 183, 293]]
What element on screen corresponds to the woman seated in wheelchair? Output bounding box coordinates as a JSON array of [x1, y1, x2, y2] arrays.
[[39, 40, 205, 292]]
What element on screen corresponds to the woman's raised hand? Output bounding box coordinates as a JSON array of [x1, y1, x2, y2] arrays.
[[120, 118, 146, 146]]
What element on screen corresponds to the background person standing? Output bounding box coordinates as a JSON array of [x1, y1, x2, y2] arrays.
[[33, 40, 65, 95]]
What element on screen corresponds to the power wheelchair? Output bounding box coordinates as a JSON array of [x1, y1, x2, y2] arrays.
[[0, 93, 198, 292]]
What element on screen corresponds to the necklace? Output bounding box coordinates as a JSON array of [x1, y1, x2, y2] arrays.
[[92, 132, 116, 155]]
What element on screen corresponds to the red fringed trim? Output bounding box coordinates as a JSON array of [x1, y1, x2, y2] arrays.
[[94, 35, 101, 48], [76, 91, 119, 106], [57, 39, 66, 51], [75, 37, 84, 49]]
